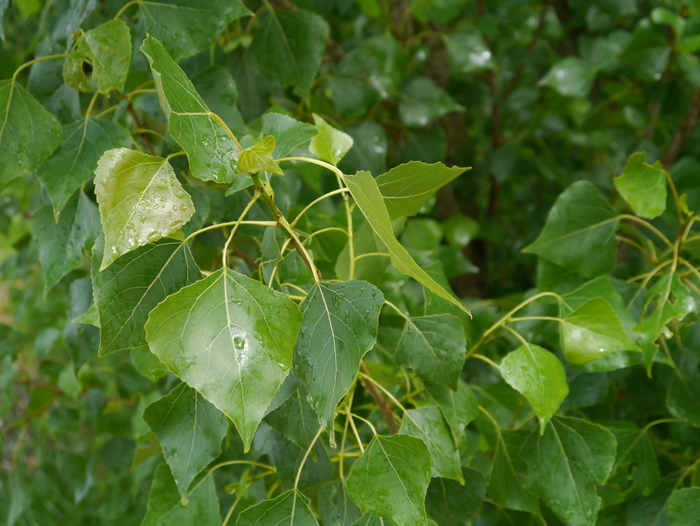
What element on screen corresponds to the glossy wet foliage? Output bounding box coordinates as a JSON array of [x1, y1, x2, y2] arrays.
[[2, 1, 700, 526]]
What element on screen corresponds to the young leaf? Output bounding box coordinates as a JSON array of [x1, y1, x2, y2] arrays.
[[310, 114, 354, 166], [145, 268, 302, 450], [293, 281, 384, 433], [347, 435, 432, 526], [524, 181, 619, 279], [395, 314, 467, 389], [500, 343, 569, 433], [424, 380, 479, 446], [249, 9, 329, 99], [614, 152, 667, 219], [141, 0, 250, 62], [141, 37, 240, 184], [399, 406, 463, 482], [562, 297, 640, 364], [143, 383, 228, 505], [262, 113, 317, 158], [489, 430, 541, 514], [36, 118, 131, 217], [521, 417, 617, 526], [425, 468, 487, 526], [141, 465, 220, 526], [238, 135, 283, 175], [341, 170, 470, 315], [265, 388, 318, 451], [63, 19, 131, 94], [668, 488, 700, 526], [0, 80, 62, 186], [94, 148, 195, 271], [319, 480, 363, 526], [32, 191, 100, 295], [375, 162, 468, 221], [91, 236, 200, 355], [237, 489, 319, 526]]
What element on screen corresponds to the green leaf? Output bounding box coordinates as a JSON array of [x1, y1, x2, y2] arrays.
[[620, 18, 671, 82], [667, 351, 700, 427], [265, 388, 318, 451], [145, 268, 302, 450], [444, 28, 494, 78], [347, 434, 432, 526], [614, 152, 667, 219], [264, 429, 333, 490], [191, 65, 247, 139], [669, 488, 700, 526], [500, 343, 569, 433], [132, 346, 168, 382], [424, 379, 478, 446], [341, 170, 470, 315], [91, 236, 200, 355], [521, 417, 617, 526], [338, 121, 388, 176], [141, 465, 220, 526], [140, 37, 240, 184], [36, 117, 131, 216], [489, 429, 541, 514], [562, 298, 639, 365], [261, 113, 317, 159], [293, 281, 384, 434], [140, 0, 250, 62], [249, 8, 329, 99], [395, 314, 467, 389], [237, 489, 319, 526], [524, 181, 619, 279], [399, 406, 463, 482], [605, 421, 660, 496], [32, 191, 100, 294], [0, 80, 62, 187], [425, 468, 487, 526], [398, 77, 463, 128], [319, 480, 363, 526], [64, 277, 100, 368], [375, 162, 468, 221], [539, 57, 598, 98], [310, 114, 354, 166], [63, 19, 131, 94], [94, 148, 195, 270], [143, 383, 228, 505], [238, 135, 283, 175]]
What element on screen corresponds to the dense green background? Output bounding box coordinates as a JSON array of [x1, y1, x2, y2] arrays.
[[2, 0, 700, 525]]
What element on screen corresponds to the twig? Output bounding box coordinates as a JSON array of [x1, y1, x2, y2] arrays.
[[359, 362, 398, 434]]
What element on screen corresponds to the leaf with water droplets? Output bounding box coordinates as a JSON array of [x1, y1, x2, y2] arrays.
[[238, 489, 318, 526], [669, 488, 700, 526], [347, 434, 431, 526], [0, 79, 62, 187], [489, 429, 541, 515], [293, 280, 384, 435], [36, 117, 131, 217], [521, 417, 617, 526], [500, 343, 569, 433], [94, 148, 194, 271], [63, 19, 131, 94], [425, 468, 487, 526], [424, 380, 478, 446], [310, 114, 354, 166], [265, 388, 318, 451], [141, 464, 220, 526], [319, 480, 363, 526], [238, 135, 283, 175], [143, 383, 228, 505], [91, 236, 200, 356], [395, 314, 467, 389], [141, 37, 240, 184], [145, 268, 302, 450]]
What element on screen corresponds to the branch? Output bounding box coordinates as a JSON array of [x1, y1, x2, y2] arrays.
[[661, 87, 700, 169], [359, 362, 398, 435]]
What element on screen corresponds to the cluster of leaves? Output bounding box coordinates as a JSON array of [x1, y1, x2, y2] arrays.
[[1, 1, 700, 526]]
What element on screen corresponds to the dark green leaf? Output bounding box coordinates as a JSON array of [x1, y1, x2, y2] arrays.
[[141, 37, 240, 184], [64, 277, 99, 368], [669, 488, 700, 526], [0, 80, 62, 187], [145, 268, 302, 450], [398, 77, 463, 128], [191, 65, 246, 138], [489, 429, 541, 514], [238, 489, 318, 526], [265, 388, 318, 450], [293, 280, 384, 434], [620, 18, 671, 81], [262, 113, 317, 159], [425, 468, 487, 526], [605, 421, 660, 496], [424, 379, 478, 446], [143, 383, 228, 504], [63, 19, 131, 94], [667, 351, 700, 427], [339, 121, 388, 177], [445, 28, 494, 78], [614, 152, 667, 219], [94, 148, 195, 270], [91, 236, 200, 355], [264, 428, 333, 490], [319, 480, 363, 526], [36, 117, 131, 216], [347, 435, 432, 526]]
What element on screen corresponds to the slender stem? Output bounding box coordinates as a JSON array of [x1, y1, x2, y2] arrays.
[[472, 354, 501, 370], [223, 192, 261, 268], [12, 54, 68, 82], [301, 227, 349, 244], [347, 411, 365, 453], [208, 460, 276, 473], [349, 413, 378, 435], [279, 283, 308, 296], [338, 173, 355, 279], [211, 112, 243, 151], [165, 151, 187, 162], [359, 368, 407, 413], [355, 252, 390, 261], [114, 0, 140, 19], [95, 105, 118, 119], [290, 188, 349, 228], [383, 300, 409, 320], [221, 496, 242, 526], [478, 405, 502, 431], [183, 220, 277, 244], [278, 156, 344, 177], [85, 91, 100, 119], [501, 324, 530, 347], [616, 235, 654, 262], [359, 362, 399, 434], [294, 427, 324, 489], [508, 316, 563, 323], [665, 171, 684, 224], [619, 214, 674, 250]]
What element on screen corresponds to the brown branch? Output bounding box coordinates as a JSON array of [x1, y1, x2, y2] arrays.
[[359, 362, 398, 434], [661, 87, 700, 169], [126, 103, 157, 156]]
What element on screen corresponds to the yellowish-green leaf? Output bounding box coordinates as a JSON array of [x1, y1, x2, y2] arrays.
[[614, 152, 667, 219], [310, 114, 354, 166], [238, 135, 283, 175]]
